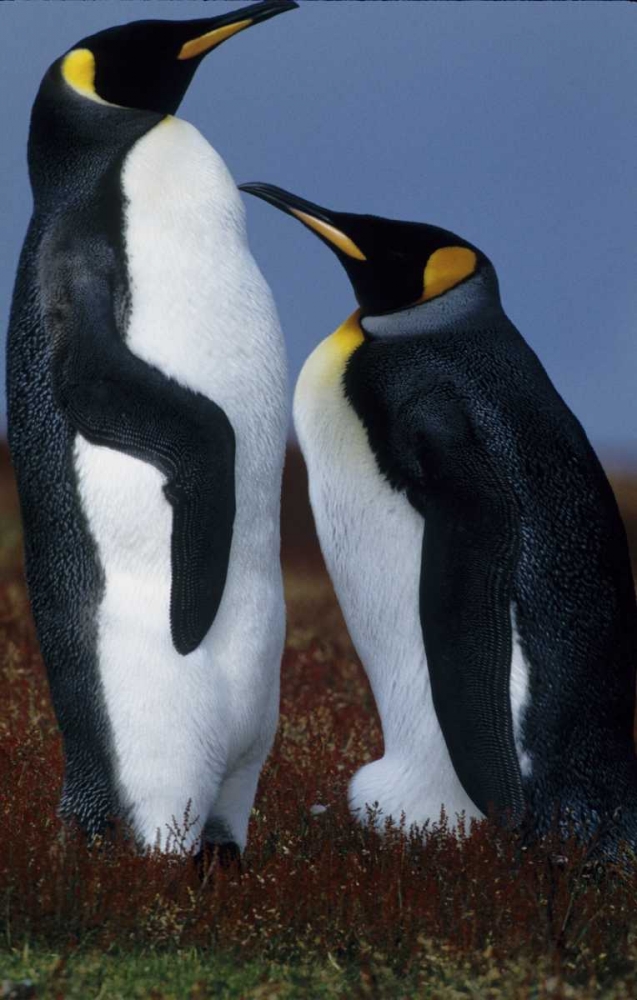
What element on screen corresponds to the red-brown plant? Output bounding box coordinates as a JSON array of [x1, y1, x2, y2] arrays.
[[1, 449, 636, 991]]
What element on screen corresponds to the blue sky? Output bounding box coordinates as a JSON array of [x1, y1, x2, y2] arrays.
[[1, 1, 635, 460]]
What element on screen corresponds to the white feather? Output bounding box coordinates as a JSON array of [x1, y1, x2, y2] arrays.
[[510, 607, 532, 778]]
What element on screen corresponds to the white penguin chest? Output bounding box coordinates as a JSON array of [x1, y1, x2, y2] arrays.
[[293, 321, 429, 749], [121, 116, 286, 426], [68, 118, 286, 842]]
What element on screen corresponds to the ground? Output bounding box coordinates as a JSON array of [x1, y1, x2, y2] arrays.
[[1, 446, 637, 999]]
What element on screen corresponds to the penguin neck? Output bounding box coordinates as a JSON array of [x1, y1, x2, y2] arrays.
[[361, 267, 506, 339], [28, 65, 162, 213]]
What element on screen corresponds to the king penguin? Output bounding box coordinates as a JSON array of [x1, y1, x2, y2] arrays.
[[6, 2, 298, 854], [240, 182, 637, 856]]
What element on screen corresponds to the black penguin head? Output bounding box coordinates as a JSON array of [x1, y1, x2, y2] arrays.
[[239, 182, 496, 320], [55, 2, 298, 115]]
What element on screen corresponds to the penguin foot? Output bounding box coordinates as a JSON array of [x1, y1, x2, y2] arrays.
[[212, 840, 242, 870], [194, 841, 242, 883], [196, 818, 242, 881], [518, 798, 637, 875]]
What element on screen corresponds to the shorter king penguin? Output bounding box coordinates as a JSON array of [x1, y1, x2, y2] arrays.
[[7, 2, 297, 854], [240, 182, 637, 855]]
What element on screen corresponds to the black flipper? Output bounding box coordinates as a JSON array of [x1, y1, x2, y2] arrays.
[[408, 386, 525, 823], [46, 247, 235, 656]]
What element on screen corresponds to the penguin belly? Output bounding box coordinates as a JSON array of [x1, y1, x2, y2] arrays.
[[293, 330, 480, 831], [74, 117, 287, 851]]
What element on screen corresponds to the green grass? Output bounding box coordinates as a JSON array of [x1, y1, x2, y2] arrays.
[[1, 946, 344, 1000], [3, 943, 632, 1000]]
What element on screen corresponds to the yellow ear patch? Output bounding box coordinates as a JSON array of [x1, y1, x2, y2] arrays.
[[62, 49, 97, 98], [291, 210, 367, 262], [423, 246, 477, 301], [178, 19, 253, 60]]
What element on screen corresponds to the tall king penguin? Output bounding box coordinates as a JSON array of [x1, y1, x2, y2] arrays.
[[241, 182, 637, 855], [6, 2, 297, 853]]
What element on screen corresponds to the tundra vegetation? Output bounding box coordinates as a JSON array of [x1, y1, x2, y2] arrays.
[[1, 448, 637, 999]]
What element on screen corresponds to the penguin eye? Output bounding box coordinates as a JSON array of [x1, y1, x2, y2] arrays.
[[422, 247, 477, 302]]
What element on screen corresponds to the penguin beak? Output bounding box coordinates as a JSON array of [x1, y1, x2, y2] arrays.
[[178, 1, 299, 61], [239, 182, 367, 262]]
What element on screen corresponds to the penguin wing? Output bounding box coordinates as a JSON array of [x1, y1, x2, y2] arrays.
[[405, 387, 525, 823], [47, 254, 236, 656]]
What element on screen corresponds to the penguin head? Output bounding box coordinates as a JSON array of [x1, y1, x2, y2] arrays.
[[55, 1, 298, 115], [239, 182, 501, 333]]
